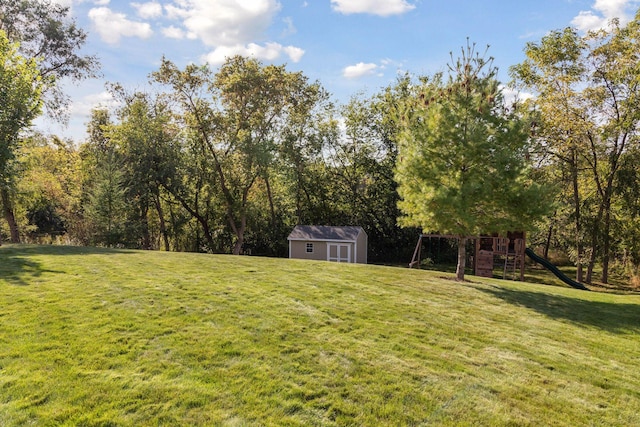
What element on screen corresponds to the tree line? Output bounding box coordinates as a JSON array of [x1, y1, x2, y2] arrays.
[[1, 1, 639, 284]]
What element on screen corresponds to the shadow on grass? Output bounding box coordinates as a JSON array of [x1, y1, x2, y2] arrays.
[[0, 252, 47, 286], [0, 244, 127, 286], [1, 244, 131, 257], [479, 286, 640, 334], [523, 266, 569, 288], [413, 263, 474, 274]]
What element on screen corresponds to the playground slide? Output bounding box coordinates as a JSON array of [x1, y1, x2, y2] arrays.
[[524, 248, 590, 291]]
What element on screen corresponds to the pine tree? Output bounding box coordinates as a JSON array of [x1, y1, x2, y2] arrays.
[[395, 42, 550, 281]]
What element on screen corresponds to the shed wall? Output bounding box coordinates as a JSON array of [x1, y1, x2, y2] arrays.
[[290, 239, 367, 264], [356, 232, 368, 264], [289, 240, 328, 261]]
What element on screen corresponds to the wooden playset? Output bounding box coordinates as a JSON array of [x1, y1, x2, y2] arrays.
[[409, 232, 526, 281]]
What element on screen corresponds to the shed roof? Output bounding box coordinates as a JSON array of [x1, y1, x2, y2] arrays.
[[288, 225, 365, 242]]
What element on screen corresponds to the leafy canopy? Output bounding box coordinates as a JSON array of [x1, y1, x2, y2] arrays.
[[0, 29, 45, 185], [0, 0, 99, 122]]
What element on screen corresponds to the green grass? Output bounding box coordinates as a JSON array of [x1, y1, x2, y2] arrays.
[[1, 244, 640, 426]]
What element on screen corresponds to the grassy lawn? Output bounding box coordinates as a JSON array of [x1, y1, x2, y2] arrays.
[[1, 244, 639, 426]]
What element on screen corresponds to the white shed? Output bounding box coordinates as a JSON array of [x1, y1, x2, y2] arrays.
[[287, 225, 367, 264]]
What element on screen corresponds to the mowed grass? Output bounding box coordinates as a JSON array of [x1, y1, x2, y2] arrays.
[[1, 245, 639, 426]]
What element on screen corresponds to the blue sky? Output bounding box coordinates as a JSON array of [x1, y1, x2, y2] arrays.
[[35, 0, 640, 141]]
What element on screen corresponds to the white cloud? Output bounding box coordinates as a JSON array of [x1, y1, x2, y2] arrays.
[[283, 45, 305, 62], [500, 85, 534, 106], [162, 25, 186, 39], [88, 7, 153, 44], [40, 0, 76, 7], [132, 1, 163, 19], [331, 0, 416, 16], [164, 4, 189, 20], [592, 0, 630, 18], [282, 16, 296, 37], [36, 0, 104, 8], [379, 57, 405, 71], [164, 0, 281, 46], [571, 0, 638, 32], [69, 90, 119, 119], [161, 0, 305, 65], [572, 11, 607, 31], [343, 62, 378, 79], [202, 46, 242, 64], [202, 42, 305, 65]]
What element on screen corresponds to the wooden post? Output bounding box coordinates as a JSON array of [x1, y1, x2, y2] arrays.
[[409, 234, 423, 268], [519, 232, 526, 281]]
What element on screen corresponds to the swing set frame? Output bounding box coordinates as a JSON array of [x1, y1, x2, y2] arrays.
[[409, 232, 526, 281]]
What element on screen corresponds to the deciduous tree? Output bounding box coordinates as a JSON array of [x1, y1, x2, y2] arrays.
[[153, 56, 327, 254], [511, 12, 640, 283], [0, 30, 44, 243], [18, 133, 81, 243], [108, 89, 180, 250], [0, 0, 99, 121]]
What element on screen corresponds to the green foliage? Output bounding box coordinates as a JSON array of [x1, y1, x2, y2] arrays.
[[0, 0, 97, 243], [17, 134, 82, 242], [510, 11, 640, 283], [0, 29, 43, 186], [0, 29, 46, 243], [396, 44, 548, 236], [152, 55, 332, 255], [323, 89, 417, 262], [80, 109, 129, 247], [395, 43, 550, 279], [1, 245, 640, 425], [0, 0, 99, 121], [106, 89, 181, 250], [7, 6, 638, 276], [84, 154, 127, 247]]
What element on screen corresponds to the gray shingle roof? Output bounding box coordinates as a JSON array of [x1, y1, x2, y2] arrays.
[[288, 225, 364, 241]]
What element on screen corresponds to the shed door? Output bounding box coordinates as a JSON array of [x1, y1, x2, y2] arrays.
[[328, 243, 351, 263]]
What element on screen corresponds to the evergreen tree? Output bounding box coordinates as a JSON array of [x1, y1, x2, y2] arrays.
[[395, 43, 550, 281], [85, 155, 127, 247]]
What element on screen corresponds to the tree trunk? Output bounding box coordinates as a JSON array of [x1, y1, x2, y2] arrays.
[[264, 171, 277, 228], [232, 215, 247, 255], [295, 164, 304, 224], [601, 200, 612, 284], [543, 219, 554, 259], [601, 212, 611, 284], [456, 236, 467, 281], [295, 178, 302, 224], [140, 202, 151, 250], [2, 188, 20, 243], [586, 247, 596, 284], [571, 155, 583, 283], [163, 185, 215, 252], [586, 200, 605, 284], [154, 191, 170, 251], [598, 174, 617, 284], [200, 219, 216, 252], [232, 235, 243, 255]]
